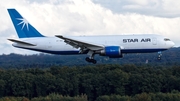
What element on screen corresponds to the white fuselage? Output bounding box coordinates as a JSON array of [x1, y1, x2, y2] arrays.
[[12, 34, 174, 55]]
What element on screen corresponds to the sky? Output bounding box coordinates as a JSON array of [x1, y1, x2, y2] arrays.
[[0, 0, 180, 54]]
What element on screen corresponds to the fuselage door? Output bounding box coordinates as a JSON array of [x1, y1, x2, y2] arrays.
[[152, 38, 157, 45]]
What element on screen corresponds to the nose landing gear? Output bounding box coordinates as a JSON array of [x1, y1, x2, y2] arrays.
[[157, 51, 162, 60]]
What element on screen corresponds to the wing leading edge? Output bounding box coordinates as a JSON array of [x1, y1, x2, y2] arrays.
[[55, 35, 104, 51]]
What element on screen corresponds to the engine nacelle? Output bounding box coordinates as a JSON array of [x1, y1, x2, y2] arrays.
[[99, 46, 123, 58]]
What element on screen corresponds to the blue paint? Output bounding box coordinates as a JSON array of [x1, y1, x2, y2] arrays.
[[14, 46, 79, 55], [15, 46, 167, 55], [7, 9, 44, 38], [105, 46, 120, 56], [122, 49, 167, 53]]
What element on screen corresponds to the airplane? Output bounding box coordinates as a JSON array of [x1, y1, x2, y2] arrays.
[[7, 9, 175, 64]]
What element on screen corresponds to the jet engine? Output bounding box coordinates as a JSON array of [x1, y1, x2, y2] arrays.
[[98, 46, 123, 58]]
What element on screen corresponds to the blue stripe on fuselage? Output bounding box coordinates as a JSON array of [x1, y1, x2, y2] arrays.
[[121, 49, 167, 53], [14, 46, 167, 55]]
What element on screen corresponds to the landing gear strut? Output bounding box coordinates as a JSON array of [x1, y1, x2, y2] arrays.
[[85, 50, 97, 64], [157, 51, 162, 60]]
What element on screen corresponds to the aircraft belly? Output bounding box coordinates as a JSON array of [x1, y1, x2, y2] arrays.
[[121, 48, 167, 53]]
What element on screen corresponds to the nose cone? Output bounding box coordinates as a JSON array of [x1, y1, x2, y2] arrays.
[[171, 41, 175, 47], [168, 41, 175, 48]]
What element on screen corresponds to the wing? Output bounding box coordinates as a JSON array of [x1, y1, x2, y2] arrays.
[[55, 35, 104, 51], [8, 39, 36, 46]]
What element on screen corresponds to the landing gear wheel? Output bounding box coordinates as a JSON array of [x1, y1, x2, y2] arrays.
[[85, 57, 97, 64], [85, 57, 90, 62], [157, 56, 161, 60], [92, 59, 97, 64], [157, 52, 162, 60]]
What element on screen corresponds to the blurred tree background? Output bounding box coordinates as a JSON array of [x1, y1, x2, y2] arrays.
[[0, 47, 180, 101]]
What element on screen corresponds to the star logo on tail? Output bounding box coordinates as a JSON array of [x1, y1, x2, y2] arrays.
[[16, 18, 29, 31]]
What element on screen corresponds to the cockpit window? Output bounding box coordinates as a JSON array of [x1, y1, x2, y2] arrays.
[[164, 38, 170, 41]]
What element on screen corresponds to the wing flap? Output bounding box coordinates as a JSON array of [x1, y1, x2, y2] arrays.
[[55, 35, 104, 50], [8, 39, 36, 46]]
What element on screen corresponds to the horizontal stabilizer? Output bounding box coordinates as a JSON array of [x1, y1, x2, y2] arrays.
[[8, 39, 36, 46]]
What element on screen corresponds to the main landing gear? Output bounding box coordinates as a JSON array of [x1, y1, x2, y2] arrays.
[[157, 51, 162, 60], [85, 57, 97, 64], [85, 50, 97, 64]]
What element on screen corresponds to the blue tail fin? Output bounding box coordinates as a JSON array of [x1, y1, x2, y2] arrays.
[[7, 9, 44, 38]]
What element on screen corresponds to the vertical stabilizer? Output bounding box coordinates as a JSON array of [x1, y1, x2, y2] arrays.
[[7, 9, 44, 38]]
